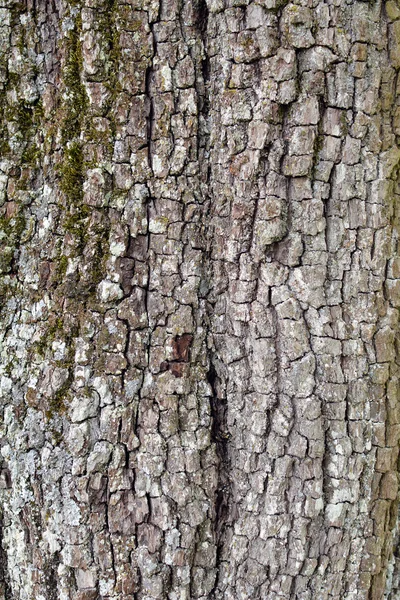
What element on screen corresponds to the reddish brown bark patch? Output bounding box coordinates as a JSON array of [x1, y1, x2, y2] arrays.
[[172, 334, 193, 362], [39, 261, 51, 288], [159, 335, 193, 377], [169, 362, 186, 378]]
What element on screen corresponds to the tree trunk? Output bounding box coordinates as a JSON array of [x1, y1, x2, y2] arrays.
[[1, 0, 400, 598]]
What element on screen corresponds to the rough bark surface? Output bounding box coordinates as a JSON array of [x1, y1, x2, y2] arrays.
[[1, 0, 400, 598]]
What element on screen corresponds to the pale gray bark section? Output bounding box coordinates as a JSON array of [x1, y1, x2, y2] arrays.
[[0, 0, 400, 599]]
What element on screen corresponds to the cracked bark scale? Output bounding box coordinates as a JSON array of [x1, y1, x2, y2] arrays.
[[1, 0, 400, 598]]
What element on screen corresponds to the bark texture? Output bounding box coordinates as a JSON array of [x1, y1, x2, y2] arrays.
[[1, 0, 400, 598]]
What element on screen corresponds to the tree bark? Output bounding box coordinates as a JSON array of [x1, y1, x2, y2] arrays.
[[1, 0, 400, 598]]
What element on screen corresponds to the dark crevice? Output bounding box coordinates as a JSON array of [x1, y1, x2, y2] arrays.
[[145, 64, 155, 173], [197, 3, 231, 594], [44, 552, 60, 600], [207, 359, 231, 596], [198, 0, 210, 105], [0, 511, 12, 600]]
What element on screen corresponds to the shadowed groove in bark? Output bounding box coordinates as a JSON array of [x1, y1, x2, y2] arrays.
[[207, 359, 231, 533], [0, 510, 12, 600], [43, 552, 61, 600], [196, 1, 233, 589]]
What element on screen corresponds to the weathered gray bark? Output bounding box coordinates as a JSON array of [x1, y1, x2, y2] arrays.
[[1, 0, 400, 598]]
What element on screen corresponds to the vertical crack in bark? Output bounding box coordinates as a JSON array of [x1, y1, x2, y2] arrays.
[[208, 359, 230, 528], [196, 0, 231, 591], [0, 510, 12, 600]]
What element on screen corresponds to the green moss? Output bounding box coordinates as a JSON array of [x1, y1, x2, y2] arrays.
[[31, 337, 47, 358], [64, 208, 92, 256], [271, 0, 290, 14], [10, 3, 26, 25], [239, 33, 256, 50], [59, 141, 84, 204], [89, 234, 110, 288], [16, 30, 26, 55], [0, 211, 27, 274], [0, 276, 16, 305], [15, 174, 29, 191], [64, 204, 90, 229], [340, 111, 349, 135], [311, 134, 324, 179], [46, 1, 115, 300], [130, 20, 144, 31], [32, 317, 65, 357], [61, 15, 88, 144], [57, 254, 69, 278], [0, 248, 14, 274], [21, 143, 42, 166], [7, 72, 19, 87], [58, 9, 92, 251], [7, 102, 35, 135], [0, 213, 26, 239], [0, 138, 10, 156], [2, 64, 44, 163], [85, 122, 114, 155], [46, 381, 71, 420], [32, 316, 75, 434], [0, 87, 8, 157]]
